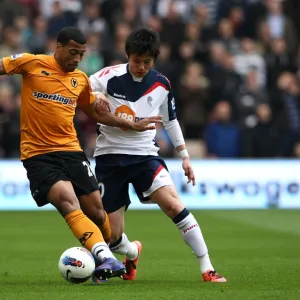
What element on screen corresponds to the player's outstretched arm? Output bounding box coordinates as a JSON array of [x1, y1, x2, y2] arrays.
[[0, 59, 7, 75], [79, 97, 162, 132]]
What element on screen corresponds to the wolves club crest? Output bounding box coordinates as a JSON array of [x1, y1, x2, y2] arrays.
[[71, 78, 78, 88]]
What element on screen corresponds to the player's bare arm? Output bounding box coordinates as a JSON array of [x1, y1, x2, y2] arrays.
[[0, 59, 7, 75], [79, 98, 162, 132]]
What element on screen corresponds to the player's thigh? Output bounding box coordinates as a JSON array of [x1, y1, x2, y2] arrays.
[[22, 152, 71, 209], [95, 156, 131, 214], [131, 158, 184, 218], [131, 157, 173, 201]]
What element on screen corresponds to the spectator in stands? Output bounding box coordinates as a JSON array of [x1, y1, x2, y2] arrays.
[[261, 0, 298, 55], [265, 37, 296, 90], [206, 41, 228, 102], [178, 61, 210, 139], [154, 42, 179, 90], [219, 53, 243, 105], [247, 103, 281, 158], [177, 40, 198, 86], [77, 0, 109, 39], [79, 32, 104, 76], [204, 101, 240, 158], [233, 37, 266, 86], [256, 20, 272, 54], [47, 1, 69, 38], [0, 87, 20, 158], [106, 22, 132, 64], [160, 1, 186, 59], [155, 0, 194, 20], [115, 0, 144, 29], [193, 0, 221, 26], [0, 26, 25, 58], [234, 68, 269, 129], [0, 0, 25, 27], [193, 3, 215, 43], [14, 15, 31, 49], [273, 72, 300, 156], [216, 18, 240, 54], [228, 5, 248, 38], [27, 15, 48, 54], [184, 22, 207, 62]]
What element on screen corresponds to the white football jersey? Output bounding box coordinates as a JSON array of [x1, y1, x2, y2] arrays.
[[89, 64, 177, 156]]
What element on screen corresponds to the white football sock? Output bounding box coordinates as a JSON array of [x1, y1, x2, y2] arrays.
[[91, 242, 116, 262], [175, 213, 214, 274], [197, 254, 214, 274], [110, 233, 138, 260]]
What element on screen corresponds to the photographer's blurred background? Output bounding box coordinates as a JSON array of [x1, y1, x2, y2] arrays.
[[0, 0, 300, 160]]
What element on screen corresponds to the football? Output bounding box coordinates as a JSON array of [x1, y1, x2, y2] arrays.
[[58, 247, 95, 284]]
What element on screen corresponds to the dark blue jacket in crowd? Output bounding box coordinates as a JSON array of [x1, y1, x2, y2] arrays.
[[204, 121, 240, 158]]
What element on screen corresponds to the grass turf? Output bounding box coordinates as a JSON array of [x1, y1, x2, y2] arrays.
[[0, 210, 299, 300]]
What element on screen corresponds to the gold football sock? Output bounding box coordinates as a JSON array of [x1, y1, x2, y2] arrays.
[[65, 209, 105, 251], [99, 211, 111, 243]]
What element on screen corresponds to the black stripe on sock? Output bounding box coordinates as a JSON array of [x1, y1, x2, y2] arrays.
[[96, 249, 104, 257], [172, 208, 190, 224]]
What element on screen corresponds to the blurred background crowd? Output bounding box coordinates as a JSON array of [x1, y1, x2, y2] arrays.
[[0, 0, 300, 159]]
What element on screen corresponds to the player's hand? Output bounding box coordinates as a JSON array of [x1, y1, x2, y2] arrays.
[[182, 157, 196, 186], [94, 92, 111, 117], [131, 116, 163, 132]]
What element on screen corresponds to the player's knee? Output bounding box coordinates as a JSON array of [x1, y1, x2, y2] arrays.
[[163, 201, 184, 218], [152, 194, 184, 218]]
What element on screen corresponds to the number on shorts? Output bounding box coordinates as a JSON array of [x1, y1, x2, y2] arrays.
[[82, 161, 93, 177], [98, 182, 105, 197]]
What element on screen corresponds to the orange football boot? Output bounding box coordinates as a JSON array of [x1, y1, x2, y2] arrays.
[[202, 270, 227, 282], [122, 241, 142, 280]]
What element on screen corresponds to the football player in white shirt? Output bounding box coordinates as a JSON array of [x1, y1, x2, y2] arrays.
[[89, 28, 226, 283]]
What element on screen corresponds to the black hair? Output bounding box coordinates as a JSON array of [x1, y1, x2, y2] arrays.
[[57, 27, 86, 46], [125, 28, 160, 59]]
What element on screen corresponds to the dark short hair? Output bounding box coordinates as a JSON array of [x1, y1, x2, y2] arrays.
[[125, 28, 160, 59], [57, 27, 86, 46]]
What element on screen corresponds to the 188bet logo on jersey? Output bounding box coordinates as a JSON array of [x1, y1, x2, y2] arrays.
[[115, 105, 136, 130]]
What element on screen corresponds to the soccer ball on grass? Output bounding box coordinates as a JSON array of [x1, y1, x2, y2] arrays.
[[58, 247, 95, 284]]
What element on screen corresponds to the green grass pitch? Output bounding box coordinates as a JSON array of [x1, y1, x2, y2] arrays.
[[0, 210, 299, 300]]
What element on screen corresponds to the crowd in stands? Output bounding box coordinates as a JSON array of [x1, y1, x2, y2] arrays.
[[1, 0, 300, 159]]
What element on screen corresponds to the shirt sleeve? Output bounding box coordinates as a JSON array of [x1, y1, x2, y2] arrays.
[[159, 83, 177, 122], [2, 53, 36, 75], [77, 77, 96, 106], [89, 69, 108, 94], [163, 119, 185, 147]]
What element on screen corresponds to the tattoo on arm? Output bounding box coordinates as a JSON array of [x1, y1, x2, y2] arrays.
[[0, 59, 7, 75]]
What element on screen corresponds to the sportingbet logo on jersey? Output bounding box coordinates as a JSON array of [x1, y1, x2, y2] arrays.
[[33, 91, 76, 107]]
